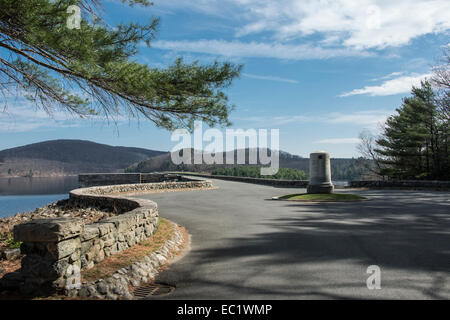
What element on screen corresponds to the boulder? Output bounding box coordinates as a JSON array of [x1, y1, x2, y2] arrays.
[[1, 248, 21, 261], [13, 218, 84, 242]]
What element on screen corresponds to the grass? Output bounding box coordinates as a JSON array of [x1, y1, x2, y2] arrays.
[[277, 193, 366, 202], [81, 218, 175, 282], [4, 233, 22, 249], [171, 171, 209, 175]]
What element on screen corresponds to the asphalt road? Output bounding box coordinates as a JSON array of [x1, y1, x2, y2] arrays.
[[133, 179, 450, 299]]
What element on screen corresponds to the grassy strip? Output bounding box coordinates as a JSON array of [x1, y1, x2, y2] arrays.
[[278, 193, 366, 201], [81, 218, 174, 282]]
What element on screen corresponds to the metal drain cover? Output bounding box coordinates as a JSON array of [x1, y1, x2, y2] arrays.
[[133, 283, 175, 298]]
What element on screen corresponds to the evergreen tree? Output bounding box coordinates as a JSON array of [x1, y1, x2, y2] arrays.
[[0, 0, 241, 130], [212, 166, 308, 180], [375, 81, 449, 180]]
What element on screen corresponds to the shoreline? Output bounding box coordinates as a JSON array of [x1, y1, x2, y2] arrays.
[[0, 174, 79, 179]]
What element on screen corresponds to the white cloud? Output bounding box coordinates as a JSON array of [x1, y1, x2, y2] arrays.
[[0, 103, 81, 132], [242, 73, 299, 84], [326, 110, 391, 126], [152, 39, 372, 60], [0, 97, 127, 133], [235, 0, 450, 50], [232, 114, 310, 125], [340, 73, 431, 97], [370, 71, 405, 81], [157, 1, 450, 50], [315, 138, 361, 144], [235, 109, 391, 127]]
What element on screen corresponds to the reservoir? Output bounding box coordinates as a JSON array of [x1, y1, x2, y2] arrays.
[[0, 176, 78, 218]]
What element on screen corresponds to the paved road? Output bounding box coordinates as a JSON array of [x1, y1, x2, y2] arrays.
[[133, 179, 450, 299]]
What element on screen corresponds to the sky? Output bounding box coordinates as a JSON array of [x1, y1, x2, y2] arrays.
[[1, 0, 449, 158]]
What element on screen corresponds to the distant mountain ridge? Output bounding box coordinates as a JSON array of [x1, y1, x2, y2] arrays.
[[0, 140, 167, 177], [127, 148, 365, 181], [0, 140, 366, 180]]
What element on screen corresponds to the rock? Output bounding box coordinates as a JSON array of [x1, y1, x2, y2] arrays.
[[13, 218, 85, 242], [2, 248, 21, 261], [46, 238, 81, 260], [120, 277, 128, 286], [111, 283, 124, 295], [96, 223, 115, 236], [80, 240, 94, 255], [106, 292, 118, 300], [156, 254, 166, 264], [93, 249, 105, 263], [81, 225, 100, 241], [97, 281, 109, 295], [101, 233, 115, 247], [0, 272, 24, 290], [130, 279, 140, 287], [107, 215, 134, 233], [78, 286, 90, 297], [104, 246, 112, 257], [122, 292, 134, 300], [131, 264, 139, 272], [69, 250, 80, 263]]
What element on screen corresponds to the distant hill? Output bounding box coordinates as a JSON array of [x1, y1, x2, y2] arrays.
[[127, 148, 366, 181], [0, 140, 167, 177]]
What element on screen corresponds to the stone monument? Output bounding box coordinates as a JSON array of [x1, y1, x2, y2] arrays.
[[307, 151, 334, 194]]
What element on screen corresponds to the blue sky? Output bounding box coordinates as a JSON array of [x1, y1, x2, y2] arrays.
[[1, 0, 449, 157]]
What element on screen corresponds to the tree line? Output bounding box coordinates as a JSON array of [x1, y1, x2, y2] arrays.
[[212, 166, 309, 180], [358, 47, 449, 181]]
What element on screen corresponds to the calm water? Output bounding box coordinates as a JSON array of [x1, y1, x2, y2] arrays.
[[0, 176, 79, 218]]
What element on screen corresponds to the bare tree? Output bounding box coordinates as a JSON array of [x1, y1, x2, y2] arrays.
[[431, 46, 450, 89], [431, 45, 450, 120], [356, 129, 385, 180]]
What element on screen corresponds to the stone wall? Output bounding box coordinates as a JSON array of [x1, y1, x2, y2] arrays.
[[77, 220, 185, 300], [78, 172, 198, 188], [10, 178, 212, 296], [174, 172, 309, 188], [78, 173, 141, 187], [350, 180, 450, 190]]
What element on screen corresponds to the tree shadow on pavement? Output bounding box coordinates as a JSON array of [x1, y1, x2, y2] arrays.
[[189, 190, 450, 299]]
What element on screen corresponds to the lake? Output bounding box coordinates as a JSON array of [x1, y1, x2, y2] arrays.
[[0, 176, 79, 218]]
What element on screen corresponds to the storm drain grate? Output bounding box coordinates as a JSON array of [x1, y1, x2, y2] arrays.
[[133, 283, 175, 298]]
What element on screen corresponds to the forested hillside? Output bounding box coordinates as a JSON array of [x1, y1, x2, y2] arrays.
[[127, 148, 367, 181], [0, 140, 166, 177]]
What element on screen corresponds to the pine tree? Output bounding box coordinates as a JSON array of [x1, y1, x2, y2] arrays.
[[375, 81, 449, 180], [0, 0, 242, 130]]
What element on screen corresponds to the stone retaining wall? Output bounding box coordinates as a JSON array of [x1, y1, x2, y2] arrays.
[[79, 173, 141, 188], [175, 172, 309, 188], [78, 221, 186, 300], [9, 178, 211, 296], [350, 180, 450, 190], [79, 172, 197, 188]]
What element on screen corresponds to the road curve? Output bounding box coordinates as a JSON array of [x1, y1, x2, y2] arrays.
[[132, 178, 450, 300]]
